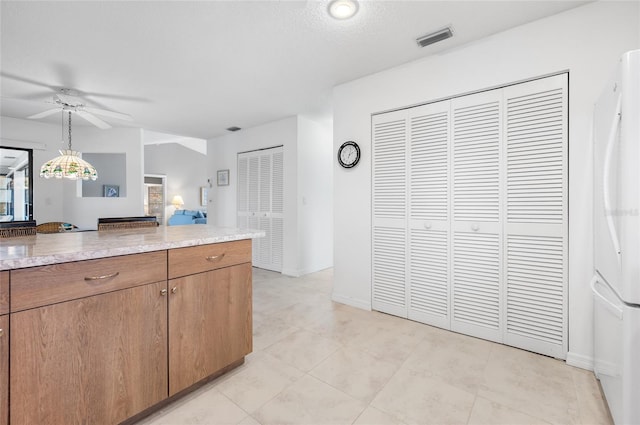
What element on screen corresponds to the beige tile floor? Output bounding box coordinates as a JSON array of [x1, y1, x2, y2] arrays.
[[136, 268, 612, 425]]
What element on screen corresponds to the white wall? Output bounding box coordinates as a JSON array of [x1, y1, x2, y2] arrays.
[[144, 142, 208, 224], [1, 117, 144, 229], [297, 115, 334, 275], [332, 1, 639, 368], [63, 126, 144, 229], [209, 115, 334, 276]]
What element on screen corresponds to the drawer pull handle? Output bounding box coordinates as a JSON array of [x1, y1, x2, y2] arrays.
[[206, 254, 226, 262], [160, 289, 168, 296], [0, 328, 4, 337], [171, 287, 178, 294], [84, 271, 120, 282]]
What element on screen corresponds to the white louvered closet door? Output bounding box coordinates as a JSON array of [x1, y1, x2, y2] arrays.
[[503, 75, 568, 358], [237, 147, 284, 272], [451, 90, 503, 343], [408, 101, 451, 329], [372, 110, 408, 317], [237, 156, 249, 229]]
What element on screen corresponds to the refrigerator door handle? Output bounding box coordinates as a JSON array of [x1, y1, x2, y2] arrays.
[[602, 95, 623, 265], [590, 275, 623, 319]]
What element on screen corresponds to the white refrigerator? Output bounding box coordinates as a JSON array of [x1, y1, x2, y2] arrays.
[[592, 49, 640, 425]]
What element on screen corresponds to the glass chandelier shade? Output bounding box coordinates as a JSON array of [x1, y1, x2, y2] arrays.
[[40, 149, 98, 180], [40, 111, 98, 181]]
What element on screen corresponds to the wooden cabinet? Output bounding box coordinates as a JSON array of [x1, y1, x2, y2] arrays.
[[11, 251, 166, 312], [169, 263, 252, 395], [6, 239, 253, 424], [0, 315, 8, 425], [10, 281, 168, 425], [1, 272, 8, 425], [0, 271, 8, 315]]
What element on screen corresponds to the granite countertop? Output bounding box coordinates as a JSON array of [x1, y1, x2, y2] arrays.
[[0, 225, 265, 270]]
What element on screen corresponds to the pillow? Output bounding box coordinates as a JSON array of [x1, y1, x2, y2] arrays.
[[195, 211, 205, 219]]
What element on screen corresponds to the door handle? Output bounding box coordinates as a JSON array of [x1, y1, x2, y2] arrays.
[[602, 95, 622, 265], [590, 274, 623, 319]]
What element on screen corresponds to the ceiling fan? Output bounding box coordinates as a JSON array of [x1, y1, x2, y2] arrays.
[[25, 88, 133, 129]]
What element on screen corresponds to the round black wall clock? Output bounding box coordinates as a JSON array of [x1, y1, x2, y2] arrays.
[[337, 141, 360, 168]]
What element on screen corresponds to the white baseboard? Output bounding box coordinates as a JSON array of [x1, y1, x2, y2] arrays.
[[566, 352, 594, 371], [281, 267, 301, 277], [331, 292, 371, 311]]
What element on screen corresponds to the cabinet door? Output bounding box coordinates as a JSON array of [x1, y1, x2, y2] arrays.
[[0, 271, 8, 315], [169, 263, 252, 396], [0, 315, 7, 425], [10, 281, 168, 425]]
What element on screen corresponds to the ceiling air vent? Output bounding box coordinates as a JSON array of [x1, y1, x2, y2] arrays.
[[416, 27, 453, 48], [226, 126, 241, 132]]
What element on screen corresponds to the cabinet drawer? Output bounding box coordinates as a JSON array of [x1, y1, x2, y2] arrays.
[[0, 272, 8, 315], [11, 251, 167, 312], [168, 239, 251, 279]]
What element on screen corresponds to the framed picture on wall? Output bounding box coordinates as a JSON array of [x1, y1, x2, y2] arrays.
[[103, 184, 119, 198], [217, 169, 229, 186]]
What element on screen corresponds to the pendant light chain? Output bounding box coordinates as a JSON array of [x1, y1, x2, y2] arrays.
[[68, 111, 73, 150]]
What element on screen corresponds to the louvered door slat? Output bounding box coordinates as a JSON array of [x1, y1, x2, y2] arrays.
[[259, 155, 271, 213], [373, 117, 406, 219], [272, 151, 284, 214], [504, 74, 567, 359], [373, 111, 408, 317], [451, 90, 502, 343], [248, 156, 259, 213], [407, 101, 451, 329]]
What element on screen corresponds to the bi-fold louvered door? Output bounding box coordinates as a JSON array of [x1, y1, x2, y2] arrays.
[[503, 75, 568, 358], [237, 147, 284, 272], [450, 90, 503, 343], [372, 110, 408, 317], [371, 73, 567, 358], [408, 101, 451, 329]]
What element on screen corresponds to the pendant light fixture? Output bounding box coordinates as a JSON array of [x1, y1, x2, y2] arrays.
[[40, 111, 98, 181]]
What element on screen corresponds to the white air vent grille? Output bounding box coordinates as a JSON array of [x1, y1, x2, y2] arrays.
[[410, 111, 449, 221], [374, 119, 407, 219], [453, 101, 500, 222], [410, 229, 448, 317], [507, 235, 564, 345], [507, 88, 564, 224]]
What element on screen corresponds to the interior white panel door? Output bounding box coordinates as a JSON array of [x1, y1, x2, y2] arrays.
[[451, 90, 503, 343], [503, 74, 568, 358], [407, 101, 451, 329], [372, 110, 408, 317]]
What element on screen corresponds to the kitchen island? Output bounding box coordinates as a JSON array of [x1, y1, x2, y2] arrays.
[[0, 225, 263, 425]]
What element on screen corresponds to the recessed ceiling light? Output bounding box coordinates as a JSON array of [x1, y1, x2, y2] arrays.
[[328, 0, 359, 20]]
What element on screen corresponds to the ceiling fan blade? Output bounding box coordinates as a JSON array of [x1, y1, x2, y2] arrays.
[[27, 108, 61, 119], [76, 111, 112, 129], [84, 106, 133, 121]]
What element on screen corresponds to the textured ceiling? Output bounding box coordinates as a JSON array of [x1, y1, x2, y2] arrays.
[[0, 1, 589, 140]]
